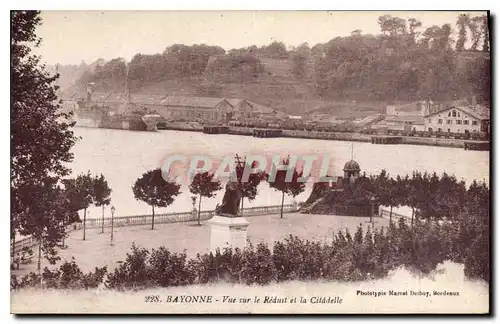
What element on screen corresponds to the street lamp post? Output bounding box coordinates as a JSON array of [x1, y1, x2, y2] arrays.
[[110, 205, 115, 246]]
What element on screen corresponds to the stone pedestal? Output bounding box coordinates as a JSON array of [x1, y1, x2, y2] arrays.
[[208, 215, 250, 253]]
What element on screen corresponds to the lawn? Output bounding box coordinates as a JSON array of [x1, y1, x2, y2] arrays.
[[12, 213, 389, 276]]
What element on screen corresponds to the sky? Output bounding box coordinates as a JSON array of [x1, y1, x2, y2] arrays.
[[34, 10, 487, 65]]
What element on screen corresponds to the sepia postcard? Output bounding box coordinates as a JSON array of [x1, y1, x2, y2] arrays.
[[10, 10, 491, 314]]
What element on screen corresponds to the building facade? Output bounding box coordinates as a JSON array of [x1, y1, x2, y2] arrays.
[[63, 90, 280, 124], [424, 105, 490, 134]]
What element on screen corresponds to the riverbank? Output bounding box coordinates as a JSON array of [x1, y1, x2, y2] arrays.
[[164, 123, 488, 150]]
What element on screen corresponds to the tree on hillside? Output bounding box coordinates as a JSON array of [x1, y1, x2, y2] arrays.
[[189, 172, 222, 225], [291, 43, 310, 79], [480, 15, 490, 52], [62, 172, 94, 240], [468, 16, 482, 51], [378, 15, 407, 37], [456, 14, 470, 51], [132, 168, 181, 230], [11, 11, 77, 261], [261, 41, 289, 59], [407, 18, 422, 44], [267, 156, 306, 219], [93, 174, 112, 233]]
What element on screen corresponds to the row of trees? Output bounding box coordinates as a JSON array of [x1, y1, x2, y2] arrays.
[[314, 14, 490, 103], [11, 170, 113, 271], [74, 13, 490, 105], [11, 211, 490, 290], [308, 169, 489, 224], [132, 154, 306, 229]]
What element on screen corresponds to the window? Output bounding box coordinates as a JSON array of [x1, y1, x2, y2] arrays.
[[448, 112, 451, 117], [456, 120, 462, 125], [438, 119, 443, 124], [457, 112, 461, 117], [464, 120, 469, 125], [472, 121, 478, 125], [438, 128, 442, 132], [446, 119, 452, 124], [452, 110, 457, 117]]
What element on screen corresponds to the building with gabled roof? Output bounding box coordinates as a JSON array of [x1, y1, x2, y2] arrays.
[[61, 87, 283, 123], [424, 105, 490, 134]]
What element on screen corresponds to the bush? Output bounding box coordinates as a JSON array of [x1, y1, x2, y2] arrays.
[[11, 214, 490, 291], [148, 247, 195, 286], [11, 258, 107, 290], [105, 243, 151, 290]]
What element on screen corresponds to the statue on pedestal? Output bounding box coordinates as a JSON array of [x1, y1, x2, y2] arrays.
[[215, 181, 242, 217], [215, 154, 244, 218]]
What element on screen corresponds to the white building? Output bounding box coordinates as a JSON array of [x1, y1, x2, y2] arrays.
[[424, 105, 490, 134]]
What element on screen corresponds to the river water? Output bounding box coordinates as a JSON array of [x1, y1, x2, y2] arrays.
[[69, 127, 489, 219]]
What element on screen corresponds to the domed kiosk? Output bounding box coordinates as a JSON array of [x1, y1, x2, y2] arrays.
[[343, 159, 361, 180]]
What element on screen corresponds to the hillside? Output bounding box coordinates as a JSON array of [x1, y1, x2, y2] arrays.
[[61, 55, 384, 117], [59, 14, 491, 117]]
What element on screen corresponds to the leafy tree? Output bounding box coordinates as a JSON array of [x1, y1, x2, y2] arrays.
[[261, 41, 289, 59], [480, 15, 490, 52], [468, 16, 483, 51], [404, 171, 424, 225], [465, 180, 489, 220], [11, 11, 77, 261], [378, 15, 407, 36], [456, 14, 470, 51], [291, 43, 310, 79], [63, 172, 94, 240], [267, 156, 306, 219], [132, 168, 181, 230], [93, 174, 112, 233], [189, 172, 222, 225], [374, 170, 400, 223], [234, 157, 266, 211], [407, 18, 422, 44], [16, 178, 67, 272]]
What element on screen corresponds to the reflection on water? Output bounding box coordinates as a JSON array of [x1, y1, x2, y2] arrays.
[[70, 128, 489, 218]]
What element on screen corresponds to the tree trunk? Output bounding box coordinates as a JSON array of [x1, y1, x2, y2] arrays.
[[12, 235, 15, 258], [151, 206, 155, 230], [411, 207, 415, 226], [280, 191, 285, 219], [37, 238, 42, 273], [389, 205, 393, 224], [101, 205, 105, 233], [197, 194, 202, 225], [83, 208, 87, 240], [241, 198, 244, 211]]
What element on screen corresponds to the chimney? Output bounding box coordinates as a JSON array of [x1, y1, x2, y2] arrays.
[[86, 83, 93, 102], [471, 95, 477, 107]]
